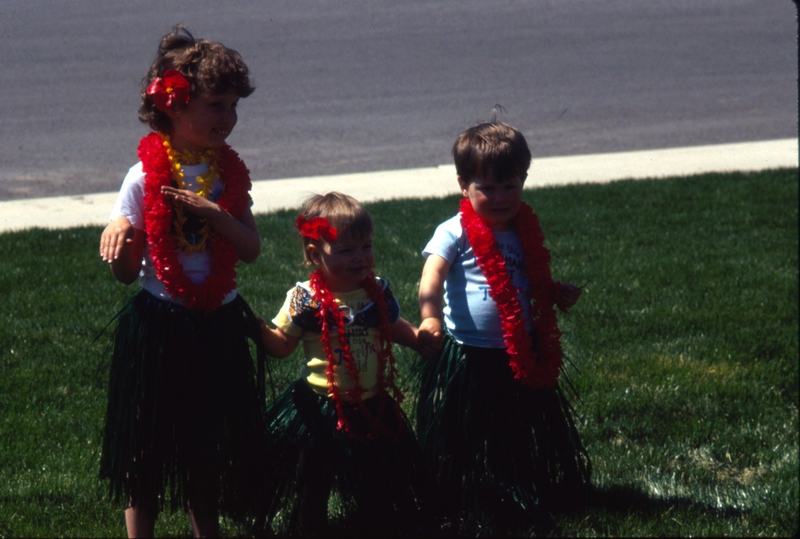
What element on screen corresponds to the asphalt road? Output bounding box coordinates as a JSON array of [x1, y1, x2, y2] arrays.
[[1, 0, 796, 200]]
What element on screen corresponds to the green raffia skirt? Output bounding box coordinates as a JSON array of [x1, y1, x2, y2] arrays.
[[411, 332, 591, 525], [99, 289, 267, 518], [258, 379, 438, 537]]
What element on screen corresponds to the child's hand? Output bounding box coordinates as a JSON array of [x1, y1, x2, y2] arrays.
[[100, 216, 134, 263], [161, 186, 220, 219], [162, 186, 261, 263], [556, 282, 582, 313], [418, 317, 444, 358]]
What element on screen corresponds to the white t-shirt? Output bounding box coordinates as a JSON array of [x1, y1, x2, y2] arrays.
[[109, 161, 238, 306], [422, 214, 531, 348]]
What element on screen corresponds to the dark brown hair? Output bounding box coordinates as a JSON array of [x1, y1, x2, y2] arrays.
[[452, 121, 531, 184], [298, 192, 373, 267], [138, 25, 255, 133]]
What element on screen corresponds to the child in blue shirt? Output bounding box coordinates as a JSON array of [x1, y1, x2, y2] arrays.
[[415, 120, 591, 533]]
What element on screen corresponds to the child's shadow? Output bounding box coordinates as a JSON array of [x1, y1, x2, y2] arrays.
[[426, 484, 738, 538], [587, 483, 743, 516], [555, 483, 748, 535]]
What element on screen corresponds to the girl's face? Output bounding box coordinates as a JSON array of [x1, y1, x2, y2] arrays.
[[458, 174, 525, 231], [310, 233, 375, 293], [167, 92, 239, 152]]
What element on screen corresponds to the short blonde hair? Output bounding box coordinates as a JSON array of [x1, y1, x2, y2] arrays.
[[297, 192, 373, 267]]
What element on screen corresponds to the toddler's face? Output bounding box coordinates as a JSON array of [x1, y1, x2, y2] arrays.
[[459, 175, 525, 231], [310, 233, 375, 293]]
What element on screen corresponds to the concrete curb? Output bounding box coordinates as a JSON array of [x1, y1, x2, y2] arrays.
[[0, 138, 796, 234]]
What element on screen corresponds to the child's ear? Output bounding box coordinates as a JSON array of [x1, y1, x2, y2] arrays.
[[307, 243, 322, 266], [457, 176, 469, 197]]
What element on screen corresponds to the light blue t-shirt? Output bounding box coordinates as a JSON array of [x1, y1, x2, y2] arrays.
[[423, 214, 531, 348]]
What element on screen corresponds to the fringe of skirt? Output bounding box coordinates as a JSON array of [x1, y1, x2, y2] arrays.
[[99, 289, 268, 518], [258, 379, 438, 537], [411, 332, 591, 528]]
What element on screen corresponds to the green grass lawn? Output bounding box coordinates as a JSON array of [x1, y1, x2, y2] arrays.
[[1, 168, 797, 537]]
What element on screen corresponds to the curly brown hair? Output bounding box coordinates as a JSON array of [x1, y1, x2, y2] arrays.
[[138, 25, 255, 133]]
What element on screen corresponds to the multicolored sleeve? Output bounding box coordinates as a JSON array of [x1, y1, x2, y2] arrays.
[[381, 278, 401, 324], [271, 283, 321, 337]]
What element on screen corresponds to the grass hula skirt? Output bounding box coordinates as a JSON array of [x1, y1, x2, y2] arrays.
[[99, 289, 267, 519], [258, 379, 437, 537], [411, 332, 591, 534]]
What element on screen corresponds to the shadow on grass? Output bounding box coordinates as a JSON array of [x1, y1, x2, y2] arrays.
[[585, 483, 744, 518]]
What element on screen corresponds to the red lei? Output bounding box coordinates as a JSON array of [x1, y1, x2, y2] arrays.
[[139, 132, 252, 312], [309, 269, 403, 438], [459, 198, 564, 388]]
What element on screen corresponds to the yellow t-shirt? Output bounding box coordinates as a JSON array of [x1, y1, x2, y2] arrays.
[[272, 278, 400, 399]]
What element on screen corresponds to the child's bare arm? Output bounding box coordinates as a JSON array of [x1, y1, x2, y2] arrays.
[[259, 318, 300, 358], [160, 186, 261, 263], [100, 216, 145, 284], [389, 317, 420, 351], [418, 254, 450, 356]]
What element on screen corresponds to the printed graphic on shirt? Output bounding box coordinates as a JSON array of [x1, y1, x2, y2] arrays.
[[331, 327, 376, 374], [174, 173, 223, 249], [497, 239, 525, 282], [292, 289, 381, 374], [287, 283, 399, 333], [279, 280, 400, 394], [474, 238, 528, 299]]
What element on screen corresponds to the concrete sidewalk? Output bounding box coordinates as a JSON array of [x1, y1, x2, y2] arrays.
[[0, 138, 796, 234]]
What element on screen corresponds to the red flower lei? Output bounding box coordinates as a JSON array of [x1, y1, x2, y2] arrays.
[[459, 198, 564, 388], [139, 132, 252, 312], [309, 268, 403, 439]]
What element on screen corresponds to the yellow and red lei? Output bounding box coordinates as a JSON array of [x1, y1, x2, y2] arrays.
[[139, 132, 251, 312]]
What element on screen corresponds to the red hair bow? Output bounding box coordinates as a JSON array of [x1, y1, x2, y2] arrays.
[[295, 215, 338, 242], [147, 69, 191, 112]]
